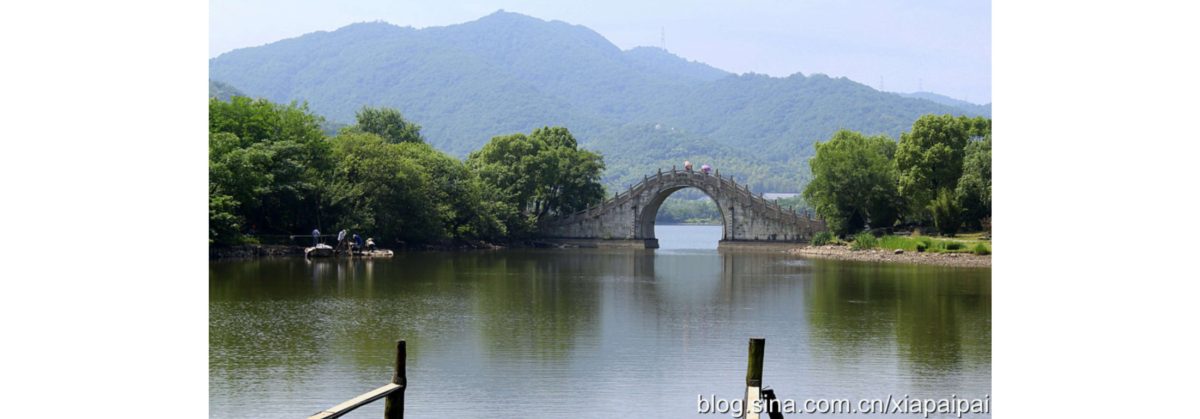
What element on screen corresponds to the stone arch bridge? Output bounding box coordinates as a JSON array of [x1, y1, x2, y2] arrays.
[[540, 168, 826, 249]]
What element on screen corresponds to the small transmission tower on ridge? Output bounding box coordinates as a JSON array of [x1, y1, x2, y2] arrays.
[[661, 26, 666, 50]]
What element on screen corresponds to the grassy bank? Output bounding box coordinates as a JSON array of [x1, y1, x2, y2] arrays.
[[834, 232, 991, 255]]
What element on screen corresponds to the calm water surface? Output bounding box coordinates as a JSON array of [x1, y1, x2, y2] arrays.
[[210, 225, 990, 418]]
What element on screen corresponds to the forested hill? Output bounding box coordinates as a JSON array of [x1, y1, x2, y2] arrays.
[[208, 80, 244, 101], [209, 10, 989, 192], [901, 92, 991, 115]]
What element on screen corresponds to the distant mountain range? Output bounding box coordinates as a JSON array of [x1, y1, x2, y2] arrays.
[[900, 91, 991, 115], [209, 11, 989, 192]]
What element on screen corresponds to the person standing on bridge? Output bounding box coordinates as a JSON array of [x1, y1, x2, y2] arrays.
[[700, 164, 711, 175], [684, 160, 693, 171]]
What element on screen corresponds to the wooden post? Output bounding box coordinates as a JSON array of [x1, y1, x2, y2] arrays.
[[385, 340, 406, 419], [744, 338, 765, 419]]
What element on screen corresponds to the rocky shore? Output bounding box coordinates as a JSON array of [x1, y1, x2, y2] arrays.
[[787, 245, 990, 268], [209, 240, 509, 260], [209, 244, 305, 259]]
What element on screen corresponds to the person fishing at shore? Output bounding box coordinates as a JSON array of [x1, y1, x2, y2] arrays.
[[365, 237, 376, 251], [336, 229, 349, 252], [312, 228, 320, 246]]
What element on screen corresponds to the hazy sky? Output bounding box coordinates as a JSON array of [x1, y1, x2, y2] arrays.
[[210, 0, 991, 103]]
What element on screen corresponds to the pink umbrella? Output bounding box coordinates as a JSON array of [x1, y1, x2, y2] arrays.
[[700, 164, 712, 174]]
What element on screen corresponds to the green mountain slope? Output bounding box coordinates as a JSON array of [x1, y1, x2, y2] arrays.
[[209, 10, 987, 192], [208, 80, 245, 101], [901, 91, 991, 115]]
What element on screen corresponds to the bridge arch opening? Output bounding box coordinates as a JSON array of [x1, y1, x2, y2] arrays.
[[638, 186, 728, 247]]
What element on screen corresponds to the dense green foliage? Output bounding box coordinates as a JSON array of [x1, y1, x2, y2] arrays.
[[927, 189, 963, 236], [467, 127, 605, 236], [346, 106, 425, 144], [872, 235, 980, 253], [896, 115, 990, 222], [811, 231, 834, 246], [802, 130, 902, 235], [209, 11, 988, 193], [322, 132, 438, 242], [850, 232, 878, 250], [320, 131, 509, 243], [209, 97, 592, 246], [804, 115, 991, 237], [956, 135, 992, 229], [775, 195, 810, 213], [209, 97, 331, 243], [972, 243, 991, 255], [914, 237, 930, 252], [897, 114, 988, 218], [654, 197, 722, 224]]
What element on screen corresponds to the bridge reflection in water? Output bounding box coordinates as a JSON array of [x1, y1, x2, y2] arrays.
[[210, 247, 990, 419]]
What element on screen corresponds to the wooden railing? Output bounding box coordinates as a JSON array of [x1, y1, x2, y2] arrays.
[[307, 337, 772, 418], [309, 340, 407, 419]]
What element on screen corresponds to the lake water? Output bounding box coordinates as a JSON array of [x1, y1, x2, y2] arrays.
[[210, 225, 990, 418]]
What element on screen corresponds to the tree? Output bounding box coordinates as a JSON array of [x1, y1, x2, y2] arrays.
[[467, 126, 605, 235], [895, 114, 973, 221], [394, 142, 510, 241], [956, 135, 991, 229], [802, 130, 902, 236], [209, 192, 242, 245], [209, 97, 330, 239], [928, 188, 962, 236], [349, 106, 424, 144], [322, 131, 440, 244]]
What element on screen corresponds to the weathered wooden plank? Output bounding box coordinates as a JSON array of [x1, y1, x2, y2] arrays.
[[308, 383, 403, 419]]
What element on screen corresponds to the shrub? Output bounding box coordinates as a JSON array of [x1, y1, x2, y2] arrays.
[[812, 231, 834, 246], [928, 188, 962, 236], [972, 243, 991, 255], [915, 242, 928, 252], [944, 241, 966, 251], [850, 232, 878, 250], [917, 237, 933, 248]]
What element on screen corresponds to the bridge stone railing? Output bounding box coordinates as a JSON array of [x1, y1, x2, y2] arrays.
[[540, 167, 826, 246]]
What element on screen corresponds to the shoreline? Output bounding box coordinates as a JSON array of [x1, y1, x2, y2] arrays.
[[787, 245, 990, 268], [207, 239, 607, 260], [209, 241, 507, 260]]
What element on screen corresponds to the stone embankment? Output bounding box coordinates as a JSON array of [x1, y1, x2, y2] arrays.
[[788, 245, 990, 268], [209, 245, 305, 259]]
